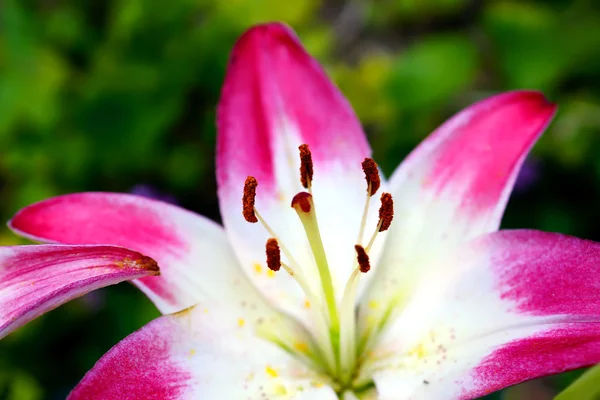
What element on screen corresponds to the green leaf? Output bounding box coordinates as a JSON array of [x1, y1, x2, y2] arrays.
[[555, 365, 600, 400]]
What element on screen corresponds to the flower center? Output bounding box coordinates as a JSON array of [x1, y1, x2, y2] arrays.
[[242, 144, 394, 392]]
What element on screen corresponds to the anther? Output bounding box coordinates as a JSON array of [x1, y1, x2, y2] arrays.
[[242, 176, 258, 223], [291, 191, 313, 213], [361, 158, 381, 196], [299, 144, 314, 189], [378, 192, 394, 232], [354, 245, 371, 273], [266, 238, 281, 272]]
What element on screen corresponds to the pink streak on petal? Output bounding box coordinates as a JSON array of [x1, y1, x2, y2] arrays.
[[216, 22, 369, 194], [397, 91, 556, 228], [429, 91, 556, 208], [68, 316, 191, 400], [9, 193, 188, 306], [0, 245, 158, 339], [494, 231, 600, 317], [466, 324, 600, 399]]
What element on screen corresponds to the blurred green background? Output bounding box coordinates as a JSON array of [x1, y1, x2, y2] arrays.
[[1, 0, 600, 399]]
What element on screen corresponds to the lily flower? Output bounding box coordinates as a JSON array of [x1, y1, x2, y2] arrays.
[[9, 23, 600, 399], [0, 244, 159, 340]]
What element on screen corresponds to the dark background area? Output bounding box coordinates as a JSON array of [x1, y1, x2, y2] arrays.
[[1, 0, 600, 398]]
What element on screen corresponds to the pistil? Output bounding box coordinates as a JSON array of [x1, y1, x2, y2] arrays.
[[291, 192, 340, 339]]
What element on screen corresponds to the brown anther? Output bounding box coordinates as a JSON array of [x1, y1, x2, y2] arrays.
[[378, 192, 394, 232], [266, 238, 281, 272], [299, 144, 314, 189], [362, 158, 381, 196], [291, 192, 313, 213], [133, 255, 160, 274], [355, 245, 371, 273], [243, 176, 258, 223]]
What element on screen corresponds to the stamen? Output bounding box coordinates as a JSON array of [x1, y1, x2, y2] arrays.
[[339, 245, 371, 382], [356, 191, 371, 246], [361, 192, 395, 253], [265, 238, 281, 272], [361, 158, 381, 196], [242, 176, 258, 223], [354, 245, 370, 273], [243, 180, 337, 373], [299, 144, 314, 190], [291, 192, 340, 337], [378, 192, 394, 232]]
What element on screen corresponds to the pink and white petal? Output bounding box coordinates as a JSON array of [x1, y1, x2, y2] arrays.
[[9, 193, 259, 315], [366, 230, 600, 399], [373, 323, 600, 400], [0, 244, 158, 339], [217, 22, 385, 320], [359, 91, 557, 338], [69, 303, 337, 400]]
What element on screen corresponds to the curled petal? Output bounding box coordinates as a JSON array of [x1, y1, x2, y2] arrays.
[[9, 192, 258, 315], [0, 245, 158, 339]]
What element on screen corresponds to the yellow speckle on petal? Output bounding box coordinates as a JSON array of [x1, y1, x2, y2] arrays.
[[254, 263, 263, 274], [274, 384, 288, 395], [278, 191, 287, 202], [188, 349, 196, 356], [304, 299, 311, 308], [311, 381, 324, 388], [409, 343, 427, 359], [368, 300, 379, 309], [267, 269, 276, 278], [265, 365, 279, 378], [238, 318, 245, 327], [294, 342, 308, 353], [429, 330, 437, 342]]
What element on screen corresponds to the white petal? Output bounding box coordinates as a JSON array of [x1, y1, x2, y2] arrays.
[[10, 192, 260, 315], [217, 23, 387, 322], [358, 91, 557, 341], [69, 303, 337, 399], [365, 230, 600, 399]]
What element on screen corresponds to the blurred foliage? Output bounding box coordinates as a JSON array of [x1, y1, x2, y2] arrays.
[[555, 365, 600, 400], [1, 0, 600, 398]]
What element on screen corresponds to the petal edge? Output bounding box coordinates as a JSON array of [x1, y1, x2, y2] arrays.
[[0, 244, 158, 339]]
